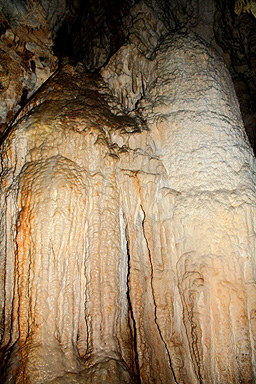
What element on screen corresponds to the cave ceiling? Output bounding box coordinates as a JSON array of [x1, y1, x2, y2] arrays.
[[0, 0, 256, 153]]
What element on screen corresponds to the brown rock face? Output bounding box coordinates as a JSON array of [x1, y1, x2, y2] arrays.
[[0, 0, 59, 136], [0, 32, 256, 383]]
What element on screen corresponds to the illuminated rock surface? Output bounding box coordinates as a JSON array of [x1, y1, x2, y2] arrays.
[[0, 31, 256, 383]]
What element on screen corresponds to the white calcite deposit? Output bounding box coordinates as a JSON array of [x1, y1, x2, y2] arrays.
[[0, 32, 255, 383]]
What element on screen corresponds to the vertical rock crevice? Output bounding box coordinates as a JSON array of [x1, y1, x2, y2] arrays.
[[121, 208, 141, 382], [140, 202, 179, 384]]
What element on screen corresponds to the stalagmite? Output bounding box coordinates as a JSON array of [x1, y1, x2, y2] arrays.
[[0, 31, 255, 383]]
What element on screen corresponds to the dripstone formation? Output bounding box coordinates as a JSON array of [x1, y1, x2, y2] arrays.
[[0, 2, 256, 383], [0, 30, 256, 383]]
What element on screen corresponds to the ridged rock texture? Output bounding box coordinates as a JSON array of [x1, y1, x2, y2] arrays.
[[0, 30, 256, 383], [1, 0, 256, 152]]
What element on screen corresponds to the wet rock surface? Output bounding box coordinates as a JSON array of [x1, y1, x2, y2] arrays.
[[0, 32, 256, 383], [0, 0, 256, 152]]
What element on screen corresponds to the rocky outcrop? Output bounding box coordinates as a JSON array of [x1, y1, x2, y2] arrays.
[[0, 31, 256, 383]]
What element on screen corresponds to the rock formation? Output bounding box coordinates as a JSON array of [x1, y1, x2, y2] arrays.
[[0, 27, 256, 383], [0, 0, 60, 137], [1, 0, 256, 152]]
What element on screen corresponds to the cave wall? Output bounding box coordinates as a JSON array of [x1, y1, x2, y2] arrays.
[[0, 28, 255, 383], [0, 0, 60, 143], [1, 0, 255, 152]]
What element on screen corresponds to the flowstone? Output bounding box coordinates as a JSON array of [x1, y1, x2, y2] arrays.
[[0, 32, 255, 384]]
